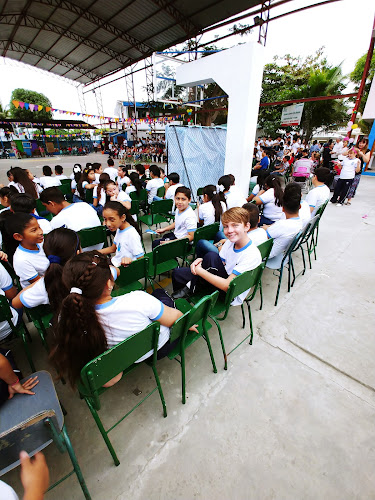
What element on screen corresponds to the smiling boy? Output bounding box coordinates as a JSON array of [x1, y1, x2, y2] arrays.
[[172, 207, 261, 304]]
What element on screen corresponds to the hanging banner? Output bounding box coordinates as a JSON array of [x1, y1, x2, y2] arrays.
[[281, 103, 304, 127]]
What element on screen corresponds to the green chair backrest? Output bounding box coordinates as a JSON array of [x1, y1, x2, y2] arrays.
[[130, 189, 147, 202], [169, 291, 219, 343], [196, 187, 204, 197], [36, 199, 49, 217], [224, 266, 263, 309], [85, 189, 94, 204], [193, 222, 219, 245], [151, 238, 189, 275], [280, 231, 303, 268], [301, 215, 320, 244], [0, 295, 16, 324], [60, 178, 72, 186], [79, 322, 160, 406], [257, 238, 273, 262], [315, 200, 328, 217], [57, 183, 71, 197], [129, 200, 140, 216], [150, 199, 173, 216], [115, 257, 148, 289], [156, 186, 165, 198], [78, 226, 107, 248]]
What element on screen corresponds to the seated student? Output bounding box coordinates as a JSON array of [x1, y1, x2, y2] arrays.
[[39, 166, 61, 189], [70, 163, 82, 180], [164, 172, 183, 200], [125, 172, 144, 197], [172, 207, 262, 303], [305, 167, 332, 216], [247, 171, 268, 202], [117, 166, 130, 191], [0, 186, 16, 213], [0, 262, 21, 341], [103, 158, 117, 181], [11, 167, 40, 199], [252, 150, 270, 175], [153, 186, 197, 249], [10, 193, 52, 234], [92, 162, 103, 183], [0, 349, 39, 408], [254, 175, 284, 225], [273, 156, 290, 175], [6, 213, 49, 288], [93, 173, 110, 215], [146, 165, 164, 204], [100, 201, 144, 266], [105, 181, 131, 210], [76, 167, 96, 202], [54, 165, 68, 180], [218, 175, 247, 209], [262, 183, 303, 267], [198, 184, 226, 227], [49, 252, 184, 388], [135, 164, 147, 188], [39, 187, 102, 251]]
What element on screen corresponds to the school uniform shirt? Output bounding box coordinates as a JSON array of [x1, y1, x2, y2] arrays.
[[117, 176, 130, 190], [174, 206, 197, 239], [13, 243, 49, 288], [305, 184, 330, 216], [112, 226, 144, 266], [19, 277, 49, 309], [258, 188, 283, 221], [103, 166, 118, 181], [93, 185, 107, 207], [146, 178, 164, 203], [251, 184, 260, 196], [339, 157, 359, 180], [299, 200, 311, 228], [112, 191, 131, 204], [55, 174, 68, 180], [198, 201, 227, 226], [95, 291, 170, 362], [31, 213, 52, 234], [125, 185, 136, 195], [0, 480, 19, 500], [94, 173, 101, 183], [266, 217, 302, 261], [50, 203, 102, 251], [225, 190, 247, 210], [219, 239, 262, 306], [165, 183, 183, 200], [39, 177, 61, 189], [247, 227, 268, 246], [0, 263, 18, 340]]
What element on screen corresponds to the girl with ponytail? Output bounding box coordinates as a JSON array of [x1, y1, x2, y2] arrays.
[[198, 184, 226, 227], [254, 174, 284, 225]]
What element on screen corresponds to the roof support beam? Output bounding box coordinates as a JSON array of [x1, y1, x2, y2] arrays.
[[2, 0, 33, 57], [147, 0, 200, 35]]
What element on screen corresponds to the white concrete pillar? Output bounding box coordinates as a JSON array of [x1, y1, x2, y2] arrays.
[[176, 42, 265, 197]]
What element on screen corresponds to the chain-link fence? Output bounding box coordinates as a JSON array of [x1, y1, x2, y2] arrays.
[[166, 125, 226, 201]]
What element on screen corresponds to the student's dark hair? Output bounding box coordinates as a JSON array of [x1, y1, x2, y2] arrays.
[[129, 172, 142, 195], [149, 164, 160, 177], [40, 187, 65, 204], [55, 165, 63, 175], [0, 186, 17, 200], [5, 212, 34, 238], [10, 193, 36, 213], [107, 158, 114, 166], [228, 174, 235, 185], [44, 228, 80, 316], [77, 168, 94, 199], [118, 165, 129, 176], [175, 186, 191, 199], [242, 203, 260, 229], [135, 164, 145, 175], [218, 175, 231, 192], [315, 167, 334, 186], [49, 251, 111, 387], [264, 175, 283, 207], [11, 167, 38, 199], [168, 172, 180, 184], [92, 162, 102, 172], [43, 165, 52, 176], [256, 171, 268, 190], [283, 183, 301, 214], [284, 155, 290, 161], [97, 173, 110, 203], [202, 184, 224, 222], [85, 162, 92, 170], [103, 201, 141, 235], [7, 169, 13, 179]]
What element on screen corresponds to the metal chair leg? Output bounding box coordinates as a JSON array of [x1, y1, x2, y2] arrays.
[[152, 364, 167, 416], [203, 327, 217, 374], [62, 425, 92, 500], [211, 315, 227, 370], [275, 268, 283, 307], [241, 304, 246, 329]]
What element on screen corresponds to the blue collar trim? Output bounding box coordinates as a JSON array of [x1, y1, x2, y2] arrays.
[[61, 204, 73, 212], [118, 226, 131, 233], [233, 239, 252, 253], [95, 298, 117, 310], [31, 213, 45, 221], [19, 244, 40, 253]]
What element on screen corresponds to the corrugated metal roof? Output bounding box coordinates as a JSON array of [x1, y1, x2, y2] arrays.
[[0, 0, 276, 84]]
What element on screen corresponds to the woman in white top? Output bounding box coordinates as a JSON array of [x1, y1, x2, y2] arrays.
[[330, 148, 360, 205], [49, 252, 183, 388], [254, 175, 284, 225], [198, 184, 227, 227]]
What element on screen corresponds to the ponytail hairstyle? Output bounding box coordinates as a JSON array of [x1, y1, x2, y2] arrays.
[[73, 164, 82, 187], [256, 170, 268, 191], [103, 200, 141, 236], [118, 165, 130, 177], [49, 251, 111, 387], [97, 173, 111, 203], [77, 167, 95, 198], [264, 175, 283, 207], [44, 228, 81, 315], [129, 172, 142, 195], [217, 175, 232, 193], [0, 186, 17, 207], [202, 184, 224, 223], [11, 167, 38, 199]]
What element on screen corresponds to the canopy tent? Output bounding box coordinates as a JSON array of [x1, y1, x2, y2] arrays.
[[0, 0, 280, 85]]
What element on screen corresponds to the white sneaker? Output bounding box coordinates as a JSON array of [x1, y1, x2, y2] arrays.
[[337, 203, 343, 207]]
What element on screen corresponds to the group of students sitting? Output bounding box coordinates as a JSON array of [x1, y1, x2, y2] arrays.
[[0, 159, 332, 409]]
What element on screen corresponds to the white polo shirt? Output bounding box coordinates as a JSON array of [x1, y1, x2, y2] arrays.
[[55, 174, 68, 180], [248, 227, 268, 246], [165, 183, 183, 200], [19, 277, 49, 309], [112, 226, 144, 266], [198, 201, 226, 226], [110, 191, 131, 204], [225, 190, 247, 209], [259, 188, 283, 221], [219, 239, 262, 305], [13, 243, 49, 288], [39, 177, 61, 189], [95, 291, 170, 362], [93, 185, 107, 207], [339, 157, 359, 180], [103, 166, 118, 181], [305, 184, 330, 216], [266, 217, 302, 261], [117, 176, 130, 190], [146, 178, 164, 203], [32, 214, 52, 234], [0, 263, 18, 340], [174, 206, 197, 239]]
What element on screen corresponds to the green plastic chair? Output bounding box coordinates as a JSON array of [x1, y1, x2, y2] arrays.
[[297, 214, 321, 275], [168, 291, 219, 403], [60, 178, 72, 186], [111, 257, 149, 296], [57, 182, 72, 198], [138, 199, 173, 233], [26, 304, 53, 352], [129, 199, 140, 218], [0, 295, 35, 372], [78, 225, 108, 249], [85, 188, 94, 204], [145, 237, 190, 287], [189, 222, 219, 260], [78, 322, 167, 466], [314, 199, 328, 250], [246, 238, 273, 310], [129, 189, 148, 213], [36, 198, 53, 221], [190, 266, 264, 370], [156, 185, 165, 198]]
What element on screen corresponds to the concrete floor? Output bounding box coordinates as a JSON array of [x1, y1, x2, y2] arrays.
[[1, 156, 374, 500]]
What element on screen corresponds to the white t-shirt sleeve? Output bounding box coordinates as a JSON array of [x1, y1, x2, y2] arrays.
[[144, 292, 165, 321], [266, 221, 284, 240], [13, 254, 39, 283], [259, 188, 274, 204], [0, 263, 13, 291], [0, 481, 19, 500], [305, 189, 317, 208], [252, 184, 260, 196], [128, 232, 144, 259], [19, 278, 49, 308], [117, 191, 131, 202]]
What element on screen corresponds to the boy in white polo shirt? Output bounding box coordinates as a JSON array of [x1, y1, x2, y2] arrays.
[[146, 165, 164, 204], [172, 207, 261, 304], [164, 172, 183, 200], [153, 186, 197, 249], [305, 167, 332, 216]]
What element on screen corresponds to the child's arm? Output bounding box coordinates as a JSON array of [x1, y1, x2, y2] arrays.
[[191, 258, 235, 292], [99, 243, 116, 255], [156, 222, 175, 234], [157, 304, 183, 327]]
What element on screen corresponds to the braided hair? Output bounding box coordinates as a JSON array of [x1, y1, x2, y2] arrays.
[[49, 251, 111, 387]]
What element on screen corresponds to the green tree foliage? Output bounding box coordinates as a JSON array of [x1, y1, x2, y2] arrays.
[[350, 52, 375, 113], [0, 101, 11, 120], [9, 89, 52, 121]]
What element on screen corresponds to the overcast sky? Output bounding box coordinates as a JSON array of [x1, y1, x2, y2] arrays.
[[0, 0, 374, 122]]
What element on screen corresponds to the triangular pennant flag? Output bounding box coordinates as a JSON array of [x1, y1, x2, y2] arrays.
[[12, 100, 20, 108], [45, 106, 51, 112], [24, 102, 30, 110], [38, 105, 43, 111]]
